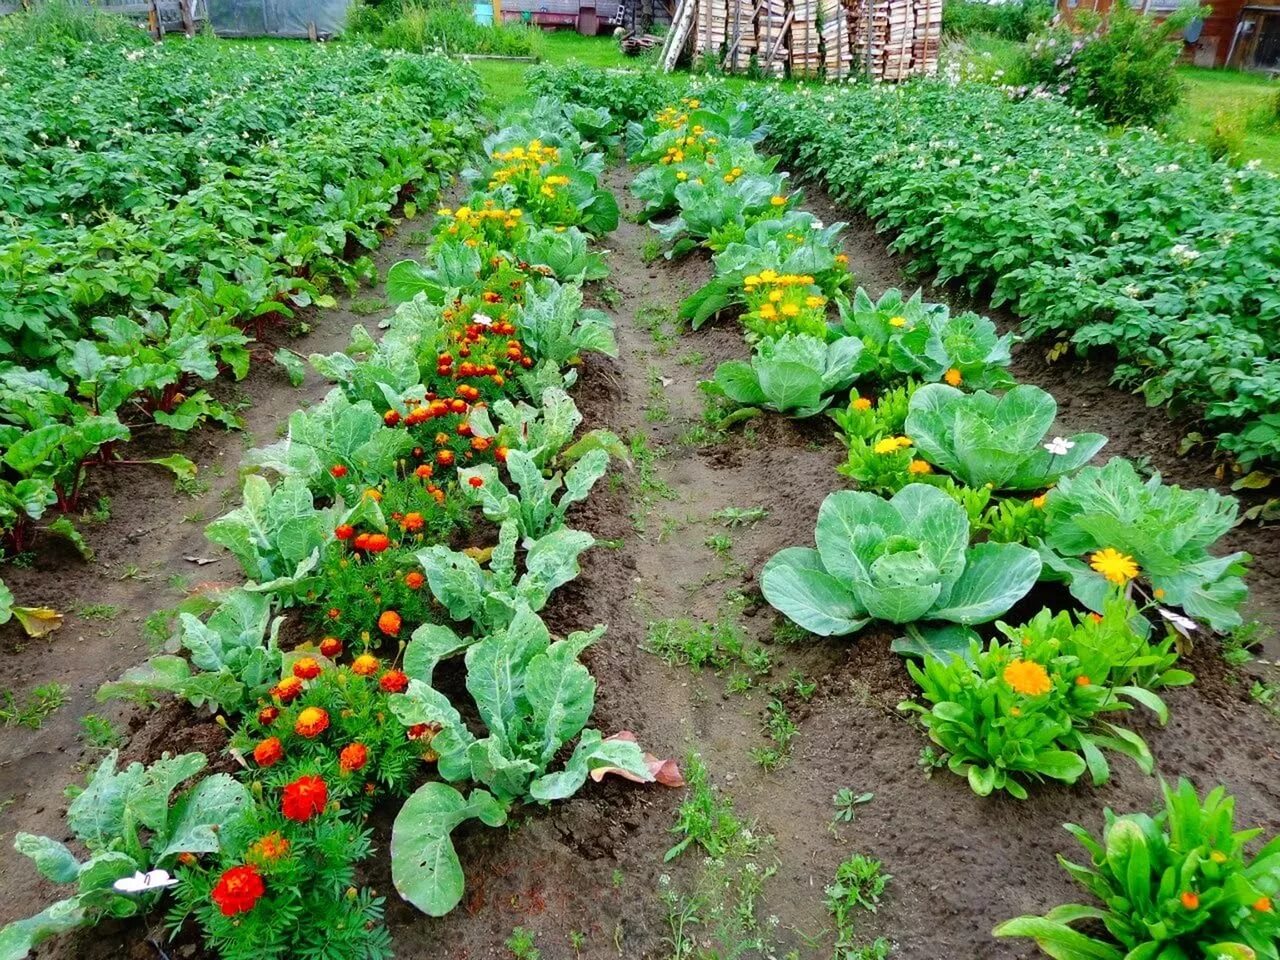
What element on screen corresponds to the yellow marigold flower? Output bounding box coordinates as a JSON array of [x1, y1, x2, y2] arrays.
[[908, 459, 932, 475], [770, 195, 787, 206], [1003, 659, 1052, 696], [873, 437, 902, 455], [852, 397, 873, 411], [1089, 548, 1139, 585], [889, 316, 907, 327], [944, 367, 963, 387]]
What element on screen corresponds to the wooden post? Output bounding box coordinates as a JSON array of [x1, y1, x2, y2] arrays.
[[180, 0, 195, 37], [492, 0, 502, 24], [307, 19, 317, 39]]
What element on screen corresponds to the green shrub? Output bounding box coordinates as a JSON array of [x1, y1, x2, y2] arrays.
[[1205, 108, 1247, 162], [0, 0, 142, 46], [348, 0, 546, 57], [943, 0, 1051, 41], [1023, 1, 1199, 126]]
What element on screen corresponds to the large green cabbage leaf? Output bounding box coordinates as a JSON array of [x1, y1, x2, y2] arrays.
[[710, 334, 872, 417]]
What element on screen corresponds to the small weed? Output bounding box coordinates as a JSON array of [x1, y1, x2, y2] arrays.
[[1222, 620, 1269, 668], [142, 609, 175, 652], [598, 285, 623, 308], [628, 432, 675, 531], [636, 303, 679, 354], [704, 532, 734, 557], [80, 713, 127, 753], [182, 509, 207, 524], [348, 296, 387, 316], [0, 683, 68, 730], [641, 238, 663, 263], [917, 745, 948, 778], [406, 227, 433, 245], [76, 603, 120, 621], [772, 619, 812, 646], [677, 350, 705, 367], [1251, 680, 1279, 718], [597, 537, 626, 549], [117, 563, 147, 581], [175, 475, 210, 499], [646, 366, 671, 423], [830, 788, 875, 834], [826, 854, 890, 958], [84, 496, 112, 523], [789, 670, 817, 701], [611, 868, 625, 889], [505, 927, 540, 960], [168, 574, 192, 593], [751, 698, 798, 772], [568, 930, 586, 956], [645, 617, 770, 689], [712, 506, 768, 527], [666, 754, 752, 861], [843, 938, 894, 960]]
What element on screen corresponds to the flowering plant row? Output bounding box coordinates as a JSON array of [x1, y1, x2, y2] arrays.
[[0, 98, 671, 960], [0, 34, 483, 575]]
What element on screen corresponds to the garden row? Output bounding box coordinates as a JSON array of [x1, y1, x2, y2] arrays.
[[0, 97, 668, 960], [0, 27, 478, 574], [550, 75, 1279, 960], [535, 63, 1280, 475]]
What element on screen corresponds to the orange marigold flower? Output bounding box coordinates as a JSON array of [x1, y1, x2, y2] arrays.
[[352, 654, 380, 676], [1003, 659, 1052, 697], [401, 512, 425, 533], [1180, 891, 1200, 910], [330, 464, 348, 478], [292, 657, 321, 681], [1031, 494, 1048, 509], [271, 676, 303, 704], [437, 450, 456, 467], [334, 524, 354, 540], [211, 864, 264, 916], [468, 476, 484, 488], [258, 706, 279, 726], [415, 464, 434, 479], [295, 707, 330, 739], [327, 607, 341, 620], [379, 669, 409, 694], [178, 852, 198, 866], [281, 775, 327, 823], [339, 742, 369, 773], [405, 571, 425, 590], [249, 832, 290, 864], [319, 636, 343, 658], [253, 736, 284, 767], [378, 610, 402, 637]]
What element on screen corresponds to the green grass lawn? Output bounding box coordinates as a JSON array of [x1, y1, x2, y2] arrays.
[[1172, 66, 1280, 169], [469, 31, 630, 110]]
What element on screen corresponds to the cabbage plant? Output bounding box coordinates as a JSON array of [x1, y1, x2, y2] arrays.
[[708, 334, 872, 418], [762, 484, 1042, 636], [1038, 457, 1250, 632], [905, 383, 1106, 490]]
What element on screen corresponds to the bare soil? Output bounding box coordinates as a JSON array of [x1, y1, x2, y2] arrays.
[[3, 162, 1278, 960]]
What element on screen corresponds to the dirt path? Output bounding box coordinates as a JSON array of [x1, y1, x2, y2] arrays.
[[0, 212, 443, 945]]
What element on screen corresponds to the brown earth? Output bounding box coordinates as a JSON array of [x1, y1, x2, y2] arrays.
[[3, 159, 1279, 960]]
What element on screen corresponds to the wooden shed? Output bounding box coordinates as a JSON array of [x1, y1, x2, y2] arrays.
[[1058, 0, 1280, 69]]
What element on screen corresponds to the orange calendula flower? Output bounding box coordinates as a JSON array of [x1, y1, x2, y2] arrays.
[[339, 742, 369, 773], [944, 367, 963, 387], [271, 676, 303, 704], [1089, 548, 1139, 585], [1254, 896, 1274, 913], [295, 707, 330, 739], [908, 459, 933, 475], [1031, 494, 1048, 509], [352, 654, 380, 676], [852, 397, 873, 412], [1075, 675, 1090, 686], [249, 832, 290, 864], [378, 610, 402, 637], [1180, 891, 1200, 910], [292, 657, 321, 681], [253, 736, 284, 767], [1003, 659, 1052, 697]]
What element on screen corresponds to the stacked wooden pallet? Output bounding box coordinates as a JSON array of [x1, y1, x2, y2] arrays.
[[720, 0, 759, 72], [846, 0, 936, 80], [691, 0, 722, 59], [911, 0, 942, 76], [755, 0, 789, 75], [788, 0, 852, 78]]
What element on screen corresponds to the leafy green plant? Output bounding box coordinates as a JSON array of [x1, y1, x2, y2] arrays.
[[706, 334, 871, 417], [388, 605, 649, 916], [904, 383, 1106, 490], [1038, 458, 1250, 632], [458, 449, 610, 542], [995, 779, 1280, 959], [761, 484, 1041, 637], [1, 752, 249, 959]]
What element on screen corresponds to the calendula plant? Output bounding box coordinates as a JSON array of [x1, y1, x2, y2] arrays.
[[904, 383, 1106, 490], [761, 484, 1042, 638], [1037, 457, 1251, 633], [706, 334, 872, 418], [388, 603, 651, 916], [838, 287, 1016, 391], [995, 779, 1280, 959], [900, 594, 1181, 797], [0, 752, 250, 960]]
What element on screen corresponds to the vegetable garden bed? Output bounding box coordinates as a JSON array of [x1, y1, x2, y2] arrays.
[[2, 47, 1279, 960]]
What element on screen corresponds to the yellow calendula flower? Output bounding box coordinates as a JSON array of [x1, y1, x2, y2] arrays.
[[780, 303, 800, 317], [744, 275, 761, 288], [676, 171, 688, 181], [908, 459, 932, 475], [758, 303, 778, 320], [805, 295, 825, 308], [770, 195, 787, 206], [1031, 494, 1048, 509], [1089, 548, 1139, 585], [944, 367, 963, 387], [768, 289, 784, 303], [889, 316, 907, 328], [894, 436, 913, 449], [1003, 659, 1052, 696], [852, 397, 873, 411], [437, 208, 453, 217], [873, 437, 902, 455]]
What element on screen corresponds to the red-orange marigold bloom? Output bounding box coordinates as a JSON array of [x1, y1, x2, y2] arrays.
[[253, 736, 284, 767], [339, 742, 369, 773], [327, 607, 341, 620], [402, 512, 425, 532], [379, 669, 409, 694], [383, 410, 401, 426], [292, 657, 321, 681], [364, 533, 390, 553], [295, 707, 330, 739], [1254, 896, 1274, 913], [271, 676, 304, 704], [281, 775, 327, 823], [249, 831, 290, 864], [415, 464, 433, 479], [405, 571, 425, 590], [319, 636, 343, 658], [352, 654, 380, 676], [437, 450, 456, 467], [378, 610, 402, 637], [211, 864, 265, 916], [468, 476, 484, 488], [330, 464, 348, 478], [258, 706, 279, 726], [335, 524, 355, 540]]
